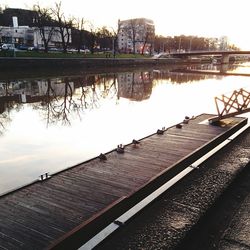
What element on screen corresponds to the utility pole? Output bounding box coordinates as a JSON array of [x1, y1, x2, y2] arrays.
[[178, 37, 181, 52], [189, 38, 192, 52]]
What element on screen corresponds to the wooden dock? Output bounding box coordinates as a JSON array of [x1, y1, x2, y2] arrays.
[[0, 114, 247, 250]]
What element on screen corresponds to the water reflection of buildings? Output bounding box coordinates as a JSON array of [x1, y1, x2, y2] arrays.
[[37, 79, 74, 96], [0, 67, 230, 116], [0, 79, 74, 113], [0, 72, 155, 118], [117, 72, 153, 101], [0, 68, 223, 115], [0, 79, 74, 97]]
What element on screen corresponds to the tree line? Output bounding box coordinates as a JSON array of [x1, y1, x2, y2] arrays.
[[154, 35, 239, 53]]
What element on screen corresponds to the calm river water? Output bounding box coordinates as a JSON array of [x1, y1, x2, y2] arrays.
[[1, 62, 250, 194]]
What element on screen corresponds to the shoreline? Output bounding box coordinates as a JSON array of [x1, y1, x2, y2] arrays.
[[0, 57, 210, 71], [0, 57, 211, 81]]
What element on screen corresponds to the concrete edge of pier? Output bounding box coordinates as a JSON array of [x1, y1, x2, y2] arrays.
[[93, 119, 250, 249]]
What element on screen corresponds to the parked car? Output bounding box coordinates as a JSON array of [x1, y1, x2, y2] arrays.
[[1, 43, 15, 50], [48, 47, 63, 52], [80, 49, 90, 53], [17, 45, 29, 50], [67, 48, 78, 53], [27, 46, 39, 51]]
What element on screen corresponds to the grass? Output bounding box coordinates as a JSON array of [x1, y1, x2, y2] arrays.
[[0, 50, 151, 59]]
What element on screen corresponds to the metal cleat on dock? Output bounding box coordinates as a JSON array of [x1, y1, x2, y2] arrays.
[[189, 164, 199, 169], [183, 116, 190, 124], [132, 139, 140, 147], [39, 172, 51, 181], [99, 153, 107, 161], [116, 144, 125, 154], [157, 127, 165, 135], [176, 123, 183, 129], [114, 220, 125, 226]]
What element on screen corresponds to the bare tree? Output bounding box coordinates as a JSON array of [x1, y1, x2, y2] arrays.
[[87, 23, 98, 54], [140, 28, 154, 55], [141, 32, 149, 55], [0, 4, 4, 16], [74, 17, 86, 52], [96, 26, 113, 51], [52, 1, 73, 53], [33, 4, 55, 52], [109, 22, 121, 57], [0, 6, 4, 42]]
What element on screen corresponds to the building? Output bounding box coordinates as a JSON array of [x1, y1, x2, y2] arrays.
[[0, 25, 34, 46], [33, 27, 72, 49], [0, 9, 72, 49], [0, 8, 37, 27], [219, 36, 229, 50], [0, 17, 34, 46], [117, 71, 153, 101], [0, 19, 72, 49], [117, 18, 155, 54]]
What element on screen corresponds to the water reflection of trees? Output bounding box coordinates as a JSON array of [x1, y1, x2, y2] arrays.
[[0, 71, 154, 129], [34, 78, 75, 126], [33, 76, 116, 125], [0, 64, 244, 131], [153, 70, 211, 84], [32, 75, 119, 126], [0, 112, 10, 136], [153, 63, 241, 84], [0, 80, 24, 135]]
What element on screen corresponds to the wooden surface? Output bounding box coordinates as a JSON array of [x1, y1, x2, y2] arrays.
[[0, 114, 247, 250]]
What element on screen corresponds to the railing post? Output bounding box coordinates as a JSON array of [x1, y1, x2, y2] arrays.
[[221, 54, 230, 64]]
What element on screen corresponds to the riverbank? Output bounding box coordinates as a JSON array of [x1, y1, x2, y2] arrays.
[[0, 57, 205, 81], [0, 57, 210, 72], [0, 58, 186, 81], [0, 57, 173, 70], [0, 57, 214, 82]]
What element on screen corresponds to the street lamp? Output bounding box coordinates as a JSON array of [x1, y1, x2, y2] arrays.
[[178, 37, 181, 52], [12, 37, 16, 57]]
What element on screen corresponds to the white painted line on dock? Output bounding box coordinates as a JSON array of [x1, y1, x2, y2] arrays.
[[79, 167, 193, 250]]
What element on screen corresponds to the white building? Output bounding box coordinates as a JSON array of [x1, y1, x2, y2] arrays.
[[33, 27, 72, 49], [117, 72, 153, 101], [118, 18, 155, 54], [0, 17, 34, 46], [0, 16, 71, 49], [219, 36, 229, 50]]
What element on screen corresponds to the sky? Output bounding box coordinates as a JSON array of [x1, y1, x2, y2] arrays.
[[2, 0, 250, 49]]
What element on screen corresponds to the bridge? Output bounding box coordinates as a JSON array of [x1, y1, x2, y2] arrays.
[[169, 50, 250, 64]]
